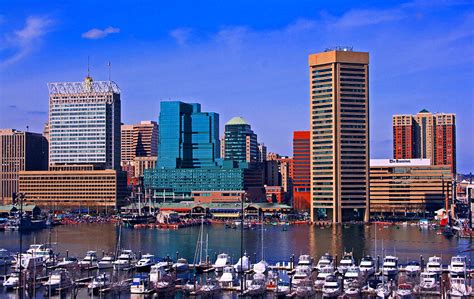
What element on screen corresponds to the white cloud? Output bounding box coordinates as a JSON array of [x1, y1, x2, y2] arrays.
[[0, 16, 54, 67], [170, 28, 192, 46], [82, 26, 120, 39], [332, 8, 406, 28]]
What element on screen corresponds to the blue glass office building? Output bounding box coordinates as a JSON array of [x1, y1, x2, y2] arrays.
[[158, 101, 219, 168]]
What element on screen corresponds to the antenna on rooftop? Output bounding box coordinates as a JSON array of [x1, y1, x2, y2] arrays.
[[87, 56, 90, 77], [108, 61, 112, 82]]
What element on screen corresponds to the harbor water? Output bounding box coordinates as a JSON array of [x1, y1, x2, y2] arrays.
[[0, 223, 472, 298]]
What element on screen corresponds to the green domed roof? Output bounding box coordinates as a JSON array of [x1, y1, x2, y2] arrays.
[[225, 116, 249, 126]]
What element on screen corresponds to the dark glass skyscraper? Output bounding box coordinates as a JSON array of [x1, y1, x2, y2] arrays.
[[224, 117, 258, 163], [157, 101, 219, 169]]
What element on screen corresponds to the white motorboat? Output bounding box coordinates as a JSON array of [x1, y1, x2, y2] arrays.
[[113, 249, 137, 270], [44, 268, 74, 293], [244, 273, 266, 296], [448, 277, 472, 297], [130, 273, 154, 294], [376, 283, 391, 298], [213, 253, 231, 272], [316, 253, 334, 271], [419, 271, 439, 292], [3, 272, 19, 290], [322, 275, 341, 298], [15, 254, 43, 271], [359, 255, 375, 276], [234, 253, 251, 272], [343, 266, 362, 290], [78, 251, 98, 268], [296, 278, 316, 297], [344, 286, 361, 297], [97, 254, 115, 269], [315, 265, 333, 289], [382, 255, 399, 276], [136, 253, 156, 271], [199, 278, 221, 296], [426, 256, 442, 275], [26, 244, 56, 266], [292, 265, 312, 286], [253, 259, 268, 274], [297, 254, 313, 267], [405, 261, 421, 277], [88, 273, 110, 295], [219, 266, 238, 288], [172, 258, 189, 272], [55, 257, 78, 269], [338, 252, 356, 274], [448, 255, 467, 276], [150, 261, 171, 283], [396, 283, 413, 298]]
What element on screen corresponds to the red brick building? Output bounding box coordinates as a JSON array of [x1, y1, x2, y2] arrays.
[[393, 111, 456, 174], [292, 131, 310, 211]]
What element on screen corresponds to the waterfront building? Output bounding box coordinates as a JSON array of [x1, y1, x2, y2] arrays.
[[264, 160, 280, 186], [145, 160, 264, 201], [223, 117, 258, 164], [369, 159, 453, 216], [265, 185, 284, 203], [121, 121, 158, 167], [192, 190, 245, 203], [309, 48, 370, 223], [0, 129, 48, 204], [257, 143, 267, 163], [279, 157, 293, 194], [293, 131, 311, 211], [393, 110, 456, 173], [158, 101, 219, 168], [48, 77, 121, 170], [18, 165, 128, 211], [134, 156, 158, 178]]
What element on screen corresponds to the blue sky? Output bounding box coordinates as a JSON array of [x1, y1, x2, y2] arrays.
[[0, 0, 473, 173]]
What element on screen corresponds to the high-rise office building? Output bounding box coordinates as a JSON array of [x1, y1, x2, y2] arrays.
[[257, 143, 267, 163], [0, 129, 48, 204], [158, 101, 219, 168], [48, 76, 121, 170], [393, 110, 456, 173], [121, 121, 159, 166], [223, 117, 258, 164], [309, 48, 369, 223], [293, 131, 311, 211]]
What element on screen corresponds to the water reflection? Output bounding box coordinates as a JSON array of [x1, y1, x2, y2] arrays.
[[0, 223, 472, 265]]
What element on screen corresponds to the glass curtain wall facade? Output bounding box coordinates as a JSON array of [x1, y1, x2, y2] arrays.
[[158, 101, 219, 168], [224, 117, 258, 163]]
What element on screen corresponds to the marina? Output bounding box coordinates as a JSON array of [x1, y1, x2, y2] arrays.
[[0, 222, 473, 298]]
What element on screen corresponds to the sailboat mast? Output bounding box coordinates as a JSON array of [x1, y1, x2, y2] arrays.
[[199, 217, 204, 263]]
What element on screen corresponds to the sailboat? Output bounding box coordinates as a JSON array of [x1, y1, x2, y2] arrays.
[[193, 217, 211, 273], [253, 218, 268, 274]]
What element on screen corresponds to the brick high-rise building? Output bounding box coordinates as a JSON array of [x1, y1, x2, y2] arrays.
[[121, 121, 158, 167], [293, 131, 310, 211], [392, 110, 456, 174], [309, 48, 369, 223], [0, 129, 48, 204]]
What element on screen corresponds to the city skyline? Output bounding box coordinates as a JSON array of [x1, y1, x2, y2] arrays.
[[0, 1, 473, 173]]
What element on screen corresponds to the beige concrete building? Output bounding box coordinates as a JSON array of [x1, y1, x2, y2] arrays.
[[134, 156, 157, 178], [0, 129, 48, 204], [370, 159, 453, 215], [309, 48, 369, 223], [18, 165, 128, 211]]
